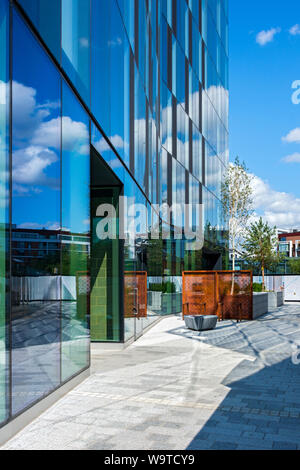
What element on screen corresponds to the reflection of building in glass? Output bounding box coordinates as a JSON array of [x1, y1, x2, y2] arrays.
[[12, 227, 90, 272], [0, 0, 229, 439]]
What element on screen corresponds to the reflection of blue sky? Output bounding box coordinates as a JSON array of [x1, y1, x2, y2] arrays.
[[12, 12, 91, 234], [62, 83, 90, 235], [230, 0, 300, 227], [12, 11, 61, 230]]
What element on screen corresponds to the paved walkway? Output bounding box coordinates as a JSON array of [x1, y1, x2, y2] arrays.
[[2, 304, 300, 450]]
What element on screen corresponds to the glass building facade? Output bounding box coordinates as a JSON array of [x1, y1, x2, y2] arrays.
[[0, 0, 228, 428]]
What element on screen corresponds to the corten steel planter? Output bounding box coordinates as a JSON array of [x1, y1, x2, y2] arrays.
[[182, 271, 253, 321], [124, 271, 147, 318]]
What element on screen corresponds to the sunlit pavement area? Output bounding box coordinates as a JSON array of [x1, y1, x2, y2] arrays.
[[2, 303, 300, 450]]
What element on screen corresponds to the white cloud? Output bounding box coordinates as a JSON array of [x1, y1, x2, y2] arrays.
[[0, 180, 9, 209], [282, 153, 300, 163], [0, 80, 7, 106], [289, 24, 300, 36], [256, 28, 281, 46], [61, 116, 89, 152], [252, 174, 300, 229], [108, 37, 122, 47], [282, 127, 300, 143], [7, 80, 91, 194], [79, 37, 89, 48], [12, 81, 50, 144], [161, 86, 229, 171], [32, 116, 89, 152], [13, 146, 59, 189], [31, 117, 61, 149], [93, 134, 128, 154], [17, 221, 60, 230]]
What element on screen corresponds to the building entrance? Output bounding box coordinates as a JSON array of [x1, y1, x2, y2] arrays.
[[90, 147, 123, 342]]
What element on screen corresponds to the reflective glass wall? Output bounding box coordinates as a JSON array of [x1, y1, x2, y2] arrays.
[[0, 1, 91, 426], [0, 0, 9, 425], [11, 10, 62, 414], [0, 0, 229, 426], [13, 0, 228, 341], [61, 83, 90, 382]]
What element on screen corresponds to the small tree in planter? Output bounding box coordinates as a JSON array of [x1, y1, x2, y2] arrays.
[[221, 157, 253, 272], [242, 218, 283, 291], [221, 157, 253, 294]]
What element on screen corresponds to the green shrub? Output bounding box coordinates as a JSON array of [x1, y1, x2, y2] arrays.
[[149, 281, 176, 293], [253, 282, 263, 292], [148, 283, 163, 292]]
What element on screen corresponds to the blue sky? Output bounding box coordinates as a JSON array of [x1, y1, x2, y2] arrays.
[[230, 0, 300, 228]]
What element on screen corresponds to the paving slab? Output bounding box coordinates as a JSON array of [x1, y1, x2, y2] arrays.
[[2, 303, 300, 450]]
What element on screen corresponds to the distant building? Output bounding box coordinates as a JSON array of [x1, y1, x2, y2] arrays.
[[278, 230, 300, 258]]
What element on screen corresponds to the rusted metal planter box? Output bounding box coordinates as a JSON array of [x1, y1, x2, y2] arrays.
[[182, 271, 253, 321]]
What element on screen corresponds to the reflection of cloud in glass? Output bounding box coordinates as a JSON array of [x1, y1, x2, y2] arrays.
[[94, 134, 128, 154], [108, 37, 122, 47], [160, 87, 229, 167], [0, 180, 9, 209], [13, 146, 59, 189], [17, 221, 60, 230], [0, 81, 9, 210], [12, 81, 52, 143], [79, 37, 89, 48], [11, 80, 90, 195], [32, 116, 88, 151]]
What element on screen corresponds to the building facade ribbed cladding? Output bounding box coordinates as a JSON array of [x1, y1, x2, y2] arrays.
[[0, 0, 228, 427]]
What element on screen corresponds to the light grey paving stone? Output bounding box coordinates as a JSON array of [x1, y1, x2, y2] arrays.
[[2, 304, 300, 451]]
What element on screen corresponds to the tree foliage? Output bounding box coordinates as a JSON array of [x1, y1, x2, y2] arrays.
[[221, 157, 253, 270], [288, 258, 300, 275], [242, 217, 283, 290]]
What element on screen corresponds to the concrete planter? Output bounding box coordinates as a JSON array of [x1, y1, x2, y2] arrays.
[[148, 291, 162, 311], [253, 292, 268, 319], [148, 292, 182, 315], [277, 291, 284, 307], [267, 291, 284, 309], [162, 292, 182, 315], [253, 291, 284, 319]]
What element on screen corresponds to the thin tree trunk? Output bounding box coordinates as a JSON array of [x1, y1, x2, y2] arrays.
[[231, 241, 235, 295], [262, 265, 265, 292]]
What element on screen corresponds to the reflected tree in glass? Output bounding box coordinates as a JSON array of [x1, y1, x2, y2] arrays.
[[61, 82, 90, 381]]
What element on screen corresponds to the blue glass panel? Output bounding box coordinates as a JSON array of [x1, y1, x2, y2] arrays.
[[62, 0, 91, 106], [134, 65, 146, 192], [91, 123, 125, 184], [11, 10, 61, 415], [61, 82, 90, 381], [117, 0, 135, 52], [17, 0, 61, 61], [91, 0, 130, 168], [0, 0, 9, 425]]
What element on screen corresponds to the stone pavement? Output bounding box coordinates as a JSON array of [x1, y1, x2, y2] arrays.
[[2, 304, 300, 450]]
